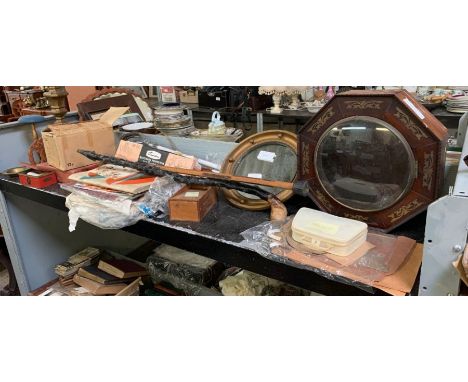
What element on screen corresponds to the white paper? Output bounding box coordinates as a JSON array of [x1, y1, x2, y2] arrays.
[[26, 171, 42, 177], [184, 191, 200, 198], [247, 173, 262, 179], [257, 150, 277, 163], [403, 98, 425, 120]]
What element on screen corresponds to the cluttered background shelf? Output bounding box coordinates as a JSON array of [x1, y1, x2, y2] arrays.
[[2, 86, 465, 297]]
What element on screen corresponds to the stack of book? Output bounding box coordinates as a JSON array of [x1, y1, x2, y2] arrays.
[[73, 258, 148, 296], [52, 248, 148, 296], [67, 164, 156, 195], [54, 247, 101, 286]]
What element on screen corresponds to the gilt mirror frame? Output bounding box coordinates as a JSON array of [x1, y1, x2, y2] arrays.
[[222, 130, 298, 210]]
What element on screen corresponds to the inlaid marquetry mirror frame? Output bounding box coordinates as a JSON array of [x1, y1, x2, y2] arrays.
[[298, 90, 448, 231], [221, 130, 298, 210]]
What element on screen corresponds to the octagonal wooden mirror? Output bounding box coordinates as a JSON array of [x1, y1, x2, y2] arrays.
[[299, 90, 448, 231]]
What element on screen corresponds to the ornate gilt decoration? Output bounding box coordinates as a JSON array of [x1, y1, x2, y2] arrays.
[[343, 213, 369, 222], [307, 107, 334, 133], [388, 199, 423, 222], [301, 142, 310, 176], [394, 107, 428, 140], [422, 151, 434, 191], [315, 190, 333, 211], [344, 100, 383, 110]]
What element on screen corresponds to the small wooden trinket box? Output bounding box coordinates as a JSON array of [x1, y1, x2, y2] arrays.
[[168, 185, 217, 222], [19, 171, 58, 189]]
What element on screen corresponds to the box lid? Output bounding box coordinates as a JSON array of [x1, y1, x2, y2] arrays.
[[48, 106, 129, 136], [291, 208, 367, 246], [99, 106, 130, 126], [172, 186, 209, 201]]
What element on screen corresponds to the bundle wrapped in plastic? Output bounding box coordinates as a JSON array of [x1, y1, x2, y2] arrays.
[[147, 244, 224, 285], [138, 176, 184, 218], [63, 184, 144, 231], [219, 270, 282, 296], [218, 269, 310, 296], [240, 217, 416, 292], [147, 266, 222, 296]]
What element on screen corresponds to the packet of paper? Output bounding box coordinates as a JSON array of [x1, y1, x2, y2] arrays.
[[54, 247, 101, 277]]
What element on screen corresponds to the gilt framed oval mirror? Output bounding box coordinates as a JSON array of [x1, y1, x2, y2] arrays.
[[222, 130, 298, 210]]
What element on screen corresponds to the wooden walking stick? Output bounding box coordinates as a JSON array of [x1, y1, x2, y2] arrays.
[[78, 150, 293, 221]]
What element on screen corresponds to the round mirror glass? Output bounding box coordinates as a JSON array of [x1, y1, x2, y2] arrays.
[[233, 143, 297, 199], [315, 116, 415, 211]]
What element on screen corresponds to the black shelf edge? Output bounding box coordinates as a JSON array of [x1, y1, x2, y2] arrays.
[[0, 178, 387, 295]]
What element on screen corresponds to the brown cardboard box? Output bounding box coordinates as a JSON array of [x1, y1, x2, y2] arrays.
[[42, 107, 128, 171]]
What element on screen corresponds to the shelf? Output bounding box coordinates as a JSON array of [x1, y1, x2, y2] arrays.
[[0, 176, 395, 295]]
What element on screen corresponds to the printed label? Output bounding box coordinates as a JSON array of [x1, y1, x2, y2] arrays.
[[184, 191, 200, 198], [247, 173, 262, 179], [257, 150, 277, 162], [146, 150, 162, 160]]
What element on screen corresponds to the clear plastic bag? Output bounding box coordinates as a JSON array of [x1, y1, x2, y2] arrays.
[[239, 219, 286, 258], [61, 183, 136, 205], [137, 176, 184, 218], [240, 217, 415, 292], [357, 232, 405, 274], [65, 191, 143, 232]]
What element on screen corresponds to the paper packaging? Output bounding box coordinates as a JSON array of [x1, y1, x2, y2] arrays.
[[42, 107, 129, 171], [115, 140, 200, 170]]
